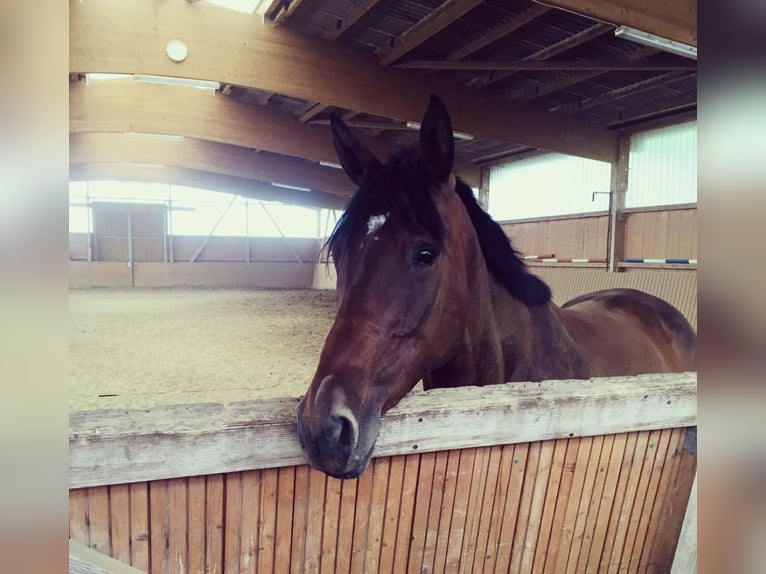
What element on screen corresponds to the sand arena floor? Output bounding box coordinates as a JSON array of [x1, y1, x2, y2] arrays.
[[69, 288, 339, 411]]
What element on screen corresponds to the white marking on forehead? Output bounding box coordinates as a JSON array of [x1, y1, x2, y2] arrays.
[[366, 213, 388, 235]]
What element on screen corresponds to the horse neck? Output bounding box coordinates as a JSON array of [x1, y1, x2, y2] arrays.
[[489, 279, 589, 381]]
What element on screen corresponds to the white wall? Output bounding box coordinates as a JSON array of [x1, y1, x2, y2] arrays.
[[488, 153, 611, 220], [627, 121, 697, 207]]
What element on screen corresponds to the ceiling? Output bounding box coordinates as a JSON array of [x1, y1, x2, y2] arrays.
[[69, 0, 697, 209]]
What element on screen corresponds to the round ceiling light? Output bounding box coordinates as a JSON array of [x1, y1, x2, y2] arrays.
[[166, 39, 188, 63]]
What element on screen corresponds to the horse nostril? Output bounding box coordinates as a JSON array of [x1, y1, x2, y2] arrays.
[[337, 415, 354, 448]]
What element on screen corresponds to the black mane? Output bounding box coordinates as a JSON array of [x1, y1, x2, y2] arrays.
[[326, 151, 551, 306]]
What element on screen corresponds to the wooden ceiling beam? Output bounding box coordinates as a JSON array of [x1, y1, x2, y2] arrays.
[[395, 59, 695, 71], [447, 5, 550, 61], [513, 46, 659, 101], [70, 0, 618, 162], [600, 93, 697, 127], [267, 0, 305, 26], [471, 22, 612, 87], [550, 70, 696, 115], [298, 102, 330, 123], [69, 132, 356, 196], [323, 0, 382, 41], [378, 0, 485, 66], [69, 81, 480, 186], [534, 0, 697, 46], [70, 164, 348, 210]]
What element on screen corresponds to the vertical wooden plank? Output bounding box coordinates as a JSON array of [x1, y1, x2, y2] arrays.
[[149, 480, 169, 574], [129, 483, 150, 572], [349, 465, 374, 574], [482, 444, 519, 573], [334, 475, 358, 573], [69, 489, 90, 547], [654, 211, 669, 260], [393, 453, 421, 574], [646, 437, 697, 573], [445, 448, 478, 571], [224, 473, 243, 574], [379, 455, 406, 574], [615, 429, 662, 573], [627, 429, 675, 573], [363, 457, 391, 574], [596, 433, 639, 573], [239, 470, 261, 574], [205, 475, 225, 574], [258, 468, 278, 574], [509, 441, 545, 572], [407, 452, 436, 574], [167, 478, 188, 574], [550, 437, 594, 574], [563, 435, 606, 573], [531, 438, 568, 573], [518, 440, 556, 573], [108, 485, 131, 564], [583, 433, 629, 573], [275, 467, 296, 574], [303, 468, 327, 573], [319, 474, 342, 574], [459, 446, 491, 573], [574, 434, 616, 573], [494, 443, 531, 573], [604, 431, 651, 574], [642, 213, 658, 258], [187, 477, 206, 574], [541, 438, 580, 574], [469, 446, 503, 574], [418, 449, 449, 573], [88, 486, 111, 556], [431, 449, 462, 574], [290, 466, 311, 574]]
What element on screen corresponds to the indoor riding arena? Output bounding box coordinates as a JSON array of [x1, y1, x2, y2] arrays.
[[68, 1, 697, 573]]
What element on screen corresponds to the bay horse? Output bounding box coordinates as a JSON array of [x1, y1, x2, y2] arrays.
[[297, 95, 696, 479]]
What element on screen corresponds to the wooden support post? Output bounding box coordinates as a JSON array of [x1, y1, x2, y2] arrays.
[[478, 166, 490, 210], [608, 135, 630, 272]]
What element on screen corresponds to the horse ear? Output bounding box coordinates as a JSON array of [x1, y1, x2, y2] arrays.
[[330, 114, 382, 187], [419, 94, 455, 182]]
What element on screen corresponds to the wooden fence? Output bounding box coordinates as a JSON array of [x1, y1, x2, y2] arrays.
[[69, 373, 697, 573]]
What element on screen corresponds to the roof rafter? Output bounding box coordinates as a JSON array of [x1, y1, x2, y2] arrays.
[[395, 59, 695, 71], [70, 164, 348, 209], [70, 0, 618, 162], [378, 0, 485, 66], [447, 5, 551, 61], [69, 80, 481, 186], [471, 22, 612, 87], [551, 70, 695, 115], [512, 46, 659, 101], [323, 0, 383, 41], [70, 132, 356, 196], [537, 0, 697, 46]]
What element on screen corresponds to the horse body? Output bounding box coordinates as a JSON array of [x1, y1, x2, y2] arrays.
[[296, 95, 696, 479]]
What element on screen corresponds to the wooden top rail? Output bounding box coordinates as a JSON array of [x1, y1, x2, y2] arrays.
[[70, 540, 147, 574], [69, 372, 696, 489]]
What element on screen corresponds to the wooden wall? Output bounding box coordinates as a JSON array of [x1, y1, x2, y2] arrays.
[[499, 206, 697, 264], [500, 213, 609, 260], [624, 207, 697, 260], [69, 430, 695, 574]]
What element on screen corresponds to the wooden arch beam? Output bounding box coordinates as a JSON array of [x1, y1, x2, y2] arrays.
[[70, 132, 356, 197], [69, 0, 618, 162], [70, 164, 348, 210], [69, 80, 481, 186], [535, 0, 697, 46]]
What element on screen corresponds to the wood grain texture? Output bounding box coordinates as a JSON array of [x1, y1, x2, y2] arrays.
[[70, 0, 618, 162], [70, 373, 697, 488]]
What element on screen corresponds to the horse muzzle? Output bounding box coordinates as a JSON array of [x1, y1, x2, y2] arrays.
[[296, 378, 380, 478]]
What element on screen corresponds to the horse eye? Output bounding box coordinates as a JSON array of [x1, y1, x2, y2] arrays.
[[412, 245, 438, 266]]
